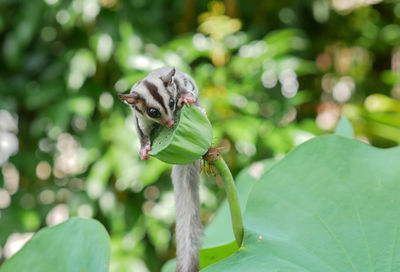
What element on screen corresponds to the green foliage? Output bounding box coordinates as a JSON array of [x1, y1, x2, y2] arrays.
[[203, 159, 278, 248], [0, 218, 110, 272], [165, 133, 400, 271], [206, 134, 400, 271]]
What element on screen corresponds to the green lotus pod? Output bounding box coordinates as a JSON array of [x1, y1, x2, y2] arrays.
[[149, 105, 213, 165]]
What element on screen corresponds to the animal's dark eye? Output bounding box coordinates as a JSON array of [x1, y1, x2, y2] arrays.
[[169, 98, 175, 110], [147, 108, 161, 118]]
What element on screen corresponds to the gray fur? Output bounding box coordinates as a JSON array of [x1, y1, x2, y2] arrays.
[[172, 161, 203, 272], [128, 68, 199, 149], [120, 68, 203, 271], [132, 108, 154, 148]]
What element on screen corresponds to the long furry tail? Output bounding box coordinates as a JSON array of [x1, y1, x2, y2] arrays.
[[171, 161, 203, 272]]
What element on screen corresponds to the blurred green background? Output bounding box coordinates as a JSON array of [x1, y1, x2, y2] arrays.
[[0, 0, 400, 271]]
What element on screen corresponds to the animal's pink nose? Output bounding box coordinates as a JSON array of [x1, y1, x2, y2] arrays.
[[165, 119, 174, 127]]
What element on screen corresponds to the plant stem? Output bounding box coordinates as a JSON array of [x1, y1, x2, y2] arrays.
[[213, 157, 244, 247]]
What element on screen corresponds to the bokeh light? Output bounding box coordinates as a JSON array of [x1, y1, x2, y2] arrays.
[[36, 161, 51, 180], [46, 204, 69, 226], [0, 110, 18, 166], [2, 163, 19, 195], [0, 189, 11, 209], [4, 233, 34, 259]]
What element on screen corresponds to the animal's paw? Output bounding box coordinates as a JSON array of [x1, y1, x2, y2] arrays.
[[178, 93, 196, 107], [140, 145, 151, 160]]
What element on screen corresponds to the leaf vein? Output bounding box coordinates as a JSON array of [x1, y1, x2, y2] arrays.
[[356, 211, 374, 272], [316, 214, 358, 272], [388, 226, 398, 272]]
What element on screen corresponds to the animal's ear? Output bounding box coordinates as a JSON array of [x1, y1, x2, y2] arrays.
[[160, 67, 176, 86], [118, 92, 141, 104]]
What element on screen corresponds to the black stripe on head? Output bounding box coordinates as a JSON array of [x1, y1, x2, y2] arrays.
[[160, 77, 173, 96], [131, 105, 143, 115], [162, 79, 169, 88], [189, 80, 196, 92], [135, 116, 144, 139], [144, 80, 167, 113]]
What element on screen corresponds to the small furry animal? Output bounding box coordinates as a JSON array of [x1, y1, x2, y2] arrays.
[[119, 67, 203, 272]]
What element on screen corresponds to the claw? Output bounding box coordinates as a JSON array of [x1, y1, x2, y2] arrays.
[[140, 145, 151, 160], [178, 93, 196, 108]]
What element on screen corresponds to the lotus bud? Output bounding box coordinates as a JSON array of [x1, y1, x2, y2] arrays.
[[149, 105, 213, 164]]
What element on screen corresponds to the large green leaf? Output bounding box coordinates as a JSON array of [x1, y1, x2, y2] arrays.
[[202, 135, 400, 271], [200, 159, 278, 269], [335, 116, 354, 138], [203, 159, 278, 248], [0, 218, 110, 272], [161, 159, 278, 272]]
